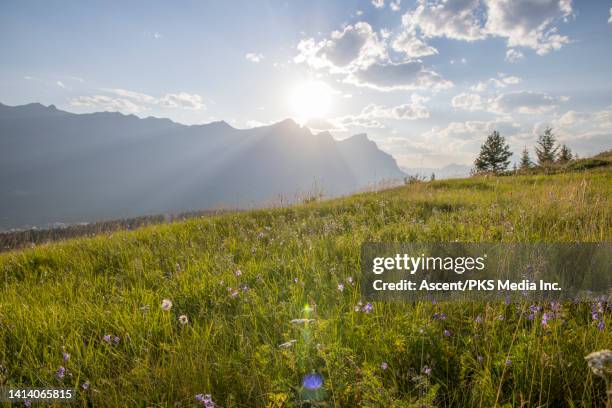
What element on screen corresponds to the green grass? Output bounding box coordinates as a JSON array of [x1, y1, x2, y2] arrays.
[[0, 168, 610, 407]]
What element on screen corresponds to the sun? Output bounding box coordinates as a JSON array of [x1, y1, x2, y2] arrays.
[[289, 81, 334, 123]]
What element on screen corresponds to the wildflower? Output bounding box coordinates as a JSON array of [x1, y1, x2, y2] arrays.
[[529, 305, 541, 314], [598, 320, 605, 331], [235, 269, 242, 277], [585, 349, 612, 379], [347, 276, 354, 285], [302, 372, 324, 390], [443, 329, 451, 337], [81, 381, 90, 390], [475, 315, 483, 324], [178, 315, 189, 325], [113, 336, 120, 345], [62, 352, 70, 362], [541, 313, 550, 327], [337, 283, 344, 292], [527, 314, 535, 321], [230, 289, 239, 298], [362, 303, 373, 313], [477, 355, 484, 363], [353, 306, 360, 312], [102, 334, 112, 344], [505, 359, 512, 366], [380, 362, 388, 370], [56, 366, 65, 379], [550, 301, 561, 312], [161, 299, 173, 311], [497, 315, 505, 321], [278, 340, 297, 349], [422, 366, 432, 376], [24, 401, 32, 408], [241, 285, 249, 292], [195, 393, 215, 407], [294, 277, 299, 284]]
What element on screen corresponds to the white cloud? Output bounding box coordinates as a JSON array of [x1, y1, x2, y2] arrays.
[[486, 0, 573, 55], [404, 0, 486, 41], [372, 0, 385, 9], [469, 74, 522, 92], [489, 90, 568, 114], [451, 92, 484, 111], [325, 95, 430, 132], [347, 60, 453, 91], [245, 53, 264, 63], [398, 0, 573, 58], [56, 80, 67, 89], [505, 48, 525, 62], [158, 92, 205, 110], [609, 8, 612, 23], [72, 89, 206, 114], [424, 118, 522, 143], [153, 32, 162, 39], [390, 0, 402, 12], [70, 96, 145, 114], [392, 30, 438, 58], [294, 22, 387, 73]]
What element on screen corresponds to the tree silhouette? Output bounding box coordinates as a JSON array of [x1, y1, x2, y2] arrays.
[[519, 146, 533, 170], [557, 144, 573, 164], [474, 130, 513, 174], [535, 127, 559, 166]]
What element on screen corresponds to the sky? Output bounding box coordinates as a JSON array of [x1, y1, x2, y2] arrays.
[[0, 0, 611, 168]]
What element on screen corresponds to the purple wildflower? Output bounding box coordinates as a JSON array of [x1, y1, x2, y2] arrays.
[[541, 313, 550, 327], [598, 320, 605, 331], [56, 366, 65, 379], [113, 336, 120, 345], [81, 381, 90, 390], [62, 352, 70, 362], [302, 373, 324, 390], [380, 362, 388, 370], [337, 283, 344, 292], [347, 276, 354, 285], [102, 334, 112, 344], [24, 400, 32, 407], [475, 315, 483, 324], [422, 366, 432, 376], [477, 355, 484, 363], [505, 359, 512, 366], [527, 314, 535, 321], [362, 303, 373, 313], [443, 329, 451, 337], [235, 269, 242, 277]]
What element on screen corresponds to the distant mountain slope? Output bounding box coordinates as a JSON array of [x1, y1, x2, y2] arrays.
[[0, 103, 405, 230], [402, 163, 472, 179]]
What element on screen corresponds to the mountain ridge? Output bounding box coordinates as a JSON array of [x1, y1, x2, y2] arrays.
[[0, 102, 405, 230]]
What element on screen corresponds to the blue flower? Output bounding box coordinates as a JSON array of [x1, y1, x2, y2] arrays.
[[302, 373, 323, 390]]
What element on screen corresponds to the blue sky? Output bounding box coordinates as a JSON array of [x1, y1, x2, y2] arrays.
[[1, 0, 611, 168]]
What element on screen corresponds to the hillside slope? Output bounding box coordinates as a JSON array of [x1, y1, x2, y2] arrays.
[[0, 103, 405, 230], [0, 168, 610, 406]]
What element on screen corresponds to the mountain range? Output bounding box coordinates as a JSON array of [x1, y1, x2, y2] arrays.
[[0, 103, 405, 230]]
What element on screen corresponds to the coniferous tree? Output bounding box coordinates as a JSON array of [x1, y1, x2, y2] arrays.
[[474, 130, 513, 174], [535, 127, 559, 166], [519, 146, 533, 170], [557, 144, 573, 164]]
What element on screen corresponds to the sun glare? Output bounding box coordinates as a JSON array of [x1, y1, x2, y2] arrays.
[[289, 81, 334, 123]]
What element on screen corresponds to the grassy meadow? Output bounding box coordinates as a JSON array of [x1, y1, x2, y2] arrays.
[[0, 167, 610, 407]]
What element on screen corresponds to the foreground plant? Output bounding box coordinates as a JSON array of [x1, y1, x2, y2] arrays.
[[585, 350, 612, 408]]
